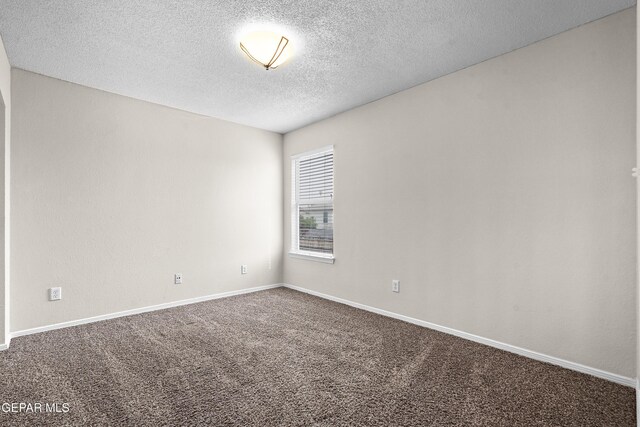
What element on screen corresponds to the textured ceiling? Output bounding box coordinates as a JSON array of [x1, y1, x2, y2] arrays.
[[0, 0, 635, 133]]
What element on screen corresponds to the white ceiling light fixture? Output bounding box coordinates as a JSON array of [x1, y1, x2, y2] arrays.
[[240, 31, 291, 70]]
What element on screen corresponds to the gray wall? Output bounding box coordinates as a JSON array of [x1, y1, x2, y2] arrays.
[[10, 69, 283, 332], [0, 35, 10, 347], [284, 9, 636, 378]]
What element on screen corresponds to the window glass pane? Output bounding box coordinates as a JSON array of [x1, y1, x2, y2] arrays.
[[298, 204, 333, 254]]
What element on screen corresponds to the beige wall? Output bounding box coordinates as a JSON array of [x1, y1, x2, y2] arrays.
[[10, 69, 283, 332], [284, 9, 636, 378], [0, 35, 10, 347]]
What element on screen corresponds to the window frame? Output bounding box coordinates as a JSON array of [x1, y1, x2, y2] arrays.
[[289, 145, 335, 264]]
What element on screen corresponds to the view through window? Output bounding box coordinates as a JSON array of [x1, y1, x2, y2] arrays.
[[291, 147, 334, 258]]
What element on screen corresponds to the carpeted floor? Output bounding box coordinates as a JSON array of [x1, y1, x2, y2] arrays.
[[0, 287, 634, 426]]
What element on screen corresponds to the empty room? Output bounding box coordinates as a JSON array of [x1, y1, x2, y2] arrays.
[[0, 1, 637, 426]]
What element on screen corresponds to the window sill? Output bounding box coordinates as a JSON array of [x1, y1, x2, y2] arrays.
[[288, 251, 335, 264]]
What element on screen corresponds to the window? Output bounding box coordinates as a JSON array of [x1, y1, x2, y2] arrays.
[[290, 146, 334, 263]]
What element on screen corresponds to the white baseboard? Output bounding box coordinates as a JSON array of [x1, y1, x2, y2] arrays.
[[9, 284, 283, 341], [5, 282, 636, 389], [283, 283, 635, 388]]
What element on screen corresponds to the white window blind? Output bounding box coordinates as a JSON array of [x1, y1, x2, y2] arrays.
[[291, 147, 334, 260]]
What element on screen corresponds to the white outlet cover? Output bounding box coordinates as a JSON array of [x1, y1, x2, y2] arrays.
[[49, 287, 62, 301], [392, 280, 400, 293], [241, 265, 248, 274], [174, 273, 182, 284]]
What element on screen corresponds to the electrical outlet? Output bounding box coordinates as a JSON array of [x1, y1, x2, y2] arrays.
[[241, 265, 248, 275], [49, 287, 62, 301], [392, 280, 400, 293], [174, 273, 182, 284]]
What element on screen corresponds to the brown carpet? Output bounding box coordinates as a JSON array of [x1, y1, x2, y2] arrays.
[[0, 287, 634, 426]]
